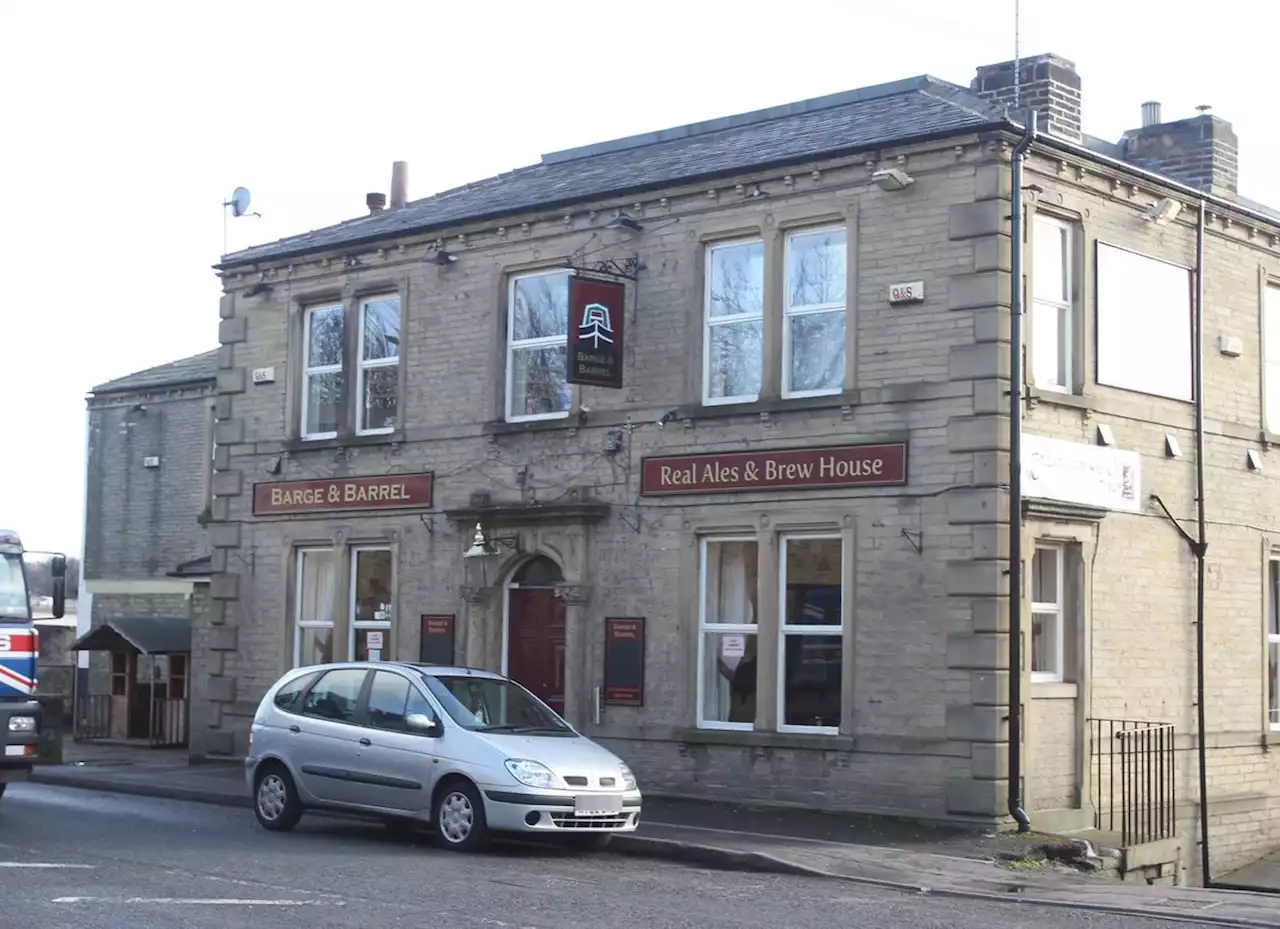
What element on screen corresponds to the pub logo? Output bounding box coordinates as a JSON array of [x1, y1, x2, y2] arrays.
[[567, 276, 625, 389], [640, 443, 908, 495]]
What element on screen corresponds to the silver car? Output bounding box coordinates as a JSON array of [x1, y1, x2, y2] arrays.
[[245, 661, 642, 851]]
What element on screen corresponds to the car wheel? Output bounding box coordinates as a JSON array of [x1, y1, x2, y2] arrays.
[[563, 833, 613, 852], [254, 763, 303, 832], [433, 780, 488, 852]]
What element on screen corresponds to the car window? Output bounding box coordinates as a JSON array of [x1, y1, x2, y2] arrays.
[[273, 671, 320, 712], [299, 669, 367, 723], [367, 671, 438, 733], [422, 674, 570, 733]]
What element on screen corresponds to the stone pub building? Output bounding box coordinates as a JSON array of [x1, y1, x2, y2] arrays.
[[187, 52, 1280, 881]]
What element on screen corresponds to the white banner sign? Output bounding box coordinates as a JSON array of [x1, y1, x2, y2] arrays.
[[1022, 434, 1142, 513]]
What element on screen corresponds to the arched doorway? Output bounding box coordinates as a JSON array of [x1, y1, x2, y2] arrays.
[[504, 555, 566, 714]]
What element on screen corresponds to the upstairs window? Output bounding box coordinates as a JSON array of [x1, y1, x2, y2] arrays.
[[704, 240, 764, 404], [1032, 216, 1074, 393], [783, 226, 847, 398], [357, 295, 401, 435], [301, 303, 345, 440], [507, 270, 572, 422], [1264, 285, 1280, 435]]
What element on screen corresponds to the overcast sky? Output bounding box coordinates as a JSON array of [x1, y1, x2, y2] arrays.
[[1, 0, 1274, 556]]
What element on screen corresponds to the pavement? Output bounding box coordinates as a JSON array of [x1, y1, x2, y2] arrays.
[[0, 782, 1262, 929], [12, 743, 1280, 928]]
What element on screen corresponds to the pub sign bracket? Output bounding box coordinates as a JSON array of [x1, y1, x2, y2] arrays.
[[562, 254, 645, 283]]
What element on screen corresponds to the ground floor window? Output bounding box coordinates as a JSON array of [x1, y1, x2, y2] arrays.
[[294, 548, 339, 668], [1268, 557, 1280, 729], [696, 533, 846, 734], [293, 545, 395, 668], [1031, 543, 1066, 682], [350, 546, 393, 661]]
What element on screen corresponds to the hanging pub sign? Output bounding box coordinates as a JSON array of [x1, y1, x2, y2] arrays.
[[567, 276, 625, 389]]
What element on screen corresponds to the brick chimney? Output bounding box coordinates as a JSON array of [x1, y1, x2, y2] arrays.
[[1121, 104, 1238, 195], [971, 53, 1082, 142]]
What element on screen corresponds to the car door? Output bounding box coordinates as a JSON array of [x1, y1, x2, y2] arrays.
[[289, 667, 372, 805], [350, 670, 443, 814]]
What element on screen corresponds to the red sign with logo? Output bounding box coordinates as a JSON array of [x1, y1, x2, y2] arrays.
[[567, 276, 625, 389], [253, 473, 434, 515], [640, 443, 907, 495]]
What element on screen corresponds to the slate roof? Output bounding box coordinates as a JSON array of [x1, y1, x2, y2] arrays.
[[90, 349, 219, 396], [167, 555, 213, 578], [73, 615, 192, 655], [219, 76, 1008, 269]]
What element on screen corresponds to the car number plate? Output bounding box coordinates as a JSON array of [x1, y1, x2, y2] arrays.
[[4, 745, 24, 756], [573, 794, 623, 816]]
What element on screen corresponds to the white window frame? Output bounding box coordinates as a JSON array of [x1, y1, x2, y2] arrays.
[[505, 268, 571, 424], [1031, 543, 1066, 683], [294, 547, 337, 669], [348, 545, 393, 660], [355, 294, 401, 436], [1032, 215, 1074, 394], [696, 536, 759, 731], [782, 225, 847, 400], [703, 238, 764, 406], [1268, 556, 1280, 731], [1264, 285, 1280, 435], [776, 534, 844, 735], [300, 303, 345, 441]]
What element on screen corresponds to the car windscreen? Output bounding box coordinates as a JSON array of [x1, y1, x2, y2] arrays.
[[420, 674, 572, 734]]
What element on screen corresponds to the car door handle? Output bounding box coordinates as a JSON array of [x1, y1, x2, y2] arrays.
[[289, 725, 300, 734], [359, 737, 372, 746]]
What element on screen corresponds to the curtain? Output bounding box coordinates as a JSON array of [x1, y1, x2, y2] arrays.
[[706, 543, 755, 722]]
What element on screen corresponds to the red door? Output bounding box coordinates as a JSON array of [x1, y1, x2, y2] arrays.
[[507, 588, 567, 714]]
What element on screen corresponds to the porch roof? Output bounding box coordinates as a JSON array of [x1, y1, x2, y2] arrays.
[[72, 616, 191, 655]]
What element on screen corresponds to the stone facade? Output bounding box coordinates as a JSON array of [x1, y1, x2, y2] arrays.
[[185, 52, 1280, 882]]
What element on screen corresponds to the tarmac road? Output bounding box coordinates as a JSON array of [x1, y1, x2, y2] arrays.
[[0, 781, 1244, 929]]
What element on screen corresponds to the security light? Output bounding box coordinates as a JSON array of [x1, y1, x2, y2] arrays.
[[872, 167, 915, 192]]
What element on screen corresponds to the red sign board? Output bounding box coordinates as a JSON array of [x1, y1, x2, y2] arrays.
[[640, 443, 907, 495], [253, 473, 434, 515], [567, 276, 625, 389]]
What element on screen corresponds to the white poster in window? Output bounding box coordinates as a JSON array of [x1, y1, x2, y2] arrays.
[[1022, 433, 1142, 513], [1095, 242, 1193, 402], [368, 648, 381, 661], [721, 635, 746, 659], [366, 630, 384, 650]]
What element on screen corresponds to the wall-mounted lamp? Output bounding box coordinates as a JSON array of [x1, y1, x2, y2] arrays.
[[1095, 423, 1115, 446], [244, 282, 272, 298], [606, 210, 643, 234], [1142, 197, 1182, 226], [1164, 434, 1182, 458], [872, 167, 915, 192], [462, 522, 520, 559], [1247, 449, 1263, 472], [427, 245, 457, 266]]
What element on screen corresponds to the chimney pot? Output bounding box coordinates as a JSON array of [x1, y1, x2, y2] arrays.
[[390, 161, 409, 210], [1141, 101, 1161, 127], [366, 192, 387, 215], [1196, 104, 1212, 114]]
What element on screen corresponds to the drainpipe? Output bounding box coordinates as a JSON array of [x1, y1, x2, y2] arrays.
[[1007, 111, 1037, 834], [1193, 199, 1212, 885]]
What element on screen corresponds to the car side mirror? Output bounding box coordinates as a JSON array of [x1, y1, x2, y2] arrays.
[[406, 713, 442, 737], [50, 554, 67, 620]]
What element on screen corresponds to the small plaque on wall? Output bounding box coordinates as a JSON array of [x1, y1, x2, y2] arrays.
[[420, 614, 456, 666], [603, 617, 645, 706]]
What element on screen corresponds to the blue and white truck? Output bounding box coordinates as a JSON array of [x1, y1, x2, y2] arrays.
[[0, 529, 66, 801]]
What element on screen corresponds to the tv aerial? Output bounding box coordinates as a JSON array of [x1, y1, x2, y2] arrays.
[[222, 186, 263, 255]]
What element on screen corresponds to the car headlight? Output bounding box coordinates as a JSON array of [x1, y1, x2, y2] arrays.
[[504, 759, 560, 789], [7, 716, 35, 733], [619, 763, 637, 791]]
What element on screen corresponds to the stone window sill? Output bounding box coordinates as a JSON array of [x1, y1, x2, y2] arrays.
[[1032, 681, 1078, 700], [673, 726, 855, 752], [281, 433, 402, 453]]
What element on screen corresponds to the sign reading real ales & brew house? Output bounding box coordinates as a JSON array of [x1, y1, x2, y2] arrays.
[[567, 276, 625, 389], [252, 472, 434, 515], [640, 443, 907, 495]]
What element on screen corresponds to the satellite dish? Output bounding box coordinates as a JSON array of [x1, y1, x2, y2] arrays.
[[228, 187, 252, 218]]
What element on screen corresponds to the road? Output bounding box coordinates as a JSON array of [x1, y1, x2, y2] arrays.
[[0, 782, 1230, 929]]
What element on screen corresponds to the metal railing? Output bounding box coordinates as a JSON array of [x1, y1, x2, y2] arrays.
[[74, 694, 112, 741], [1089, 717, 1177, 847], [148, 698, 188, 748]]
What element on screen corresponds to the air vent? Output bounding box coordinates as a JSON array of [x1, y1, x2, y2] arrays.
[[564, 776, 588, 787], [599, 777, 616, 787]]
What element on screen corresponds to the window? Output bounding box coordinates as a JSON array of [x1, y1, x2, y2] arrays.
[[778, 536, 843, 732], [1031, 544, 1066, 682], [1264, 286, 1280, 435], [366, 671, 418, 732], [357, 295, 401, 435], [169, 654, 188, 701], [1268, 558, 1280, 730], [697, 538, 759, 729], [704, 240, 764, 404], [301, 303, 345, 439], [1032, 215, 1073, 393], [507, 270, 572, 422], [110, 652, 128, 697], [299, 668, 368, 723], [273, 670, 320, 711], [783, 227, 846, 398], [350, 547, 393, 661], [294, 548, 339, 668], [424, 673, 568, 731]]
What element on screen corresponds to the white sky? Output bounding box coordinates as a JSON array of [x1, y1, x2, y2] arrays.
[[1, 0, 1274, 557]]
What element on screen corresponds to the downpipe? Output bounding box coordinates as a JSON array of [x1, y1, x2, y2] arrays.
[[1193, 199, 1212, 885], [1007, 111, 1037, 833]]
